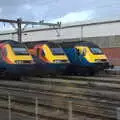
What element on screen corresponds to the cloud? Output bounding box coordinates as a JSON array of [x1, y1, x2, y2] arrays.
[[0, 8, 2, 14], [0, 0, 119, 26], [50, 10, 94, 23], [23, 4, 32, 10]]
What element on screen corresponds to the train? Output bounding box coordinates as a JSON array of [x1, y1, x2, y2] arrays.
[[24, 41, 70, 75], [59, 41, 113, 75], [0, 39, 113, 78], [0, 40, 35, 78]]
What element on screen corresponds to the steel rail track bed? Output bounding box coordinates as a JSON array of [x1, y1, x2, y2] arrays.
[[0, 76, 119, 120]]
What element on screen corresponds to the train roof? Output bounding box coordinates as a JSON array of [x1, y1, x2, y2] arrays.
[[0, 40, 26, 48], [59, 41, 99, 48], [0, 40, 18, 44], [24, 41, 60, 48]]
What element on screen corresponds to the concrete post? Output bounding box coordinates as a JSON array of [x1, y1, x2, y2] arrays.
[[35, 97, 39, 120], [80, 26, 83, 41], [117, 108, 120, 120], [68, 101, 72, 120], [8, 95, 11, 120]]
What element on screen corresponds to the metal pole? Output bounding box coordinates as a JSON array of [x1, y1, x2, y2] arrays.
[[8, 95, 11, 120], [35, 97, 39, 120], [68, 101, 72, 120], [0, 18, 60, 42], [80, 26, 83, 41], [17, 18, 22, 43]]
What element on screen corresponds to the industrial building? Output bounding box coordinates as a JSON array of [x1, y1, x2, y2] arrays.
[[0, 18, 120, 65]]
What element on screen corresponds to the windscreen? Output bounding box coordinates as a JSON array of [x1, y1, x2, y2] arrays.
[[90, 48, 103, 54], [51, 48, 65, 55], [13, 47, 29, 55], [48, 43, 65, 55]]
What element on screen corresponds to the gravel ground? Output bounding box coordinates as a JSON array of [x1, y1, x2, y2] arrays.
[[0, 108, 47, 120], [0, 108, 102, 120]]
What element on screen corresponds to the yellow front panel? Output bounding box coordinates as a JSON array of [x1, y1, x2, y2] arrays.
[[6, 44, 33, 64], [43, 44, 68, 63], [76, 46, 108, 63]]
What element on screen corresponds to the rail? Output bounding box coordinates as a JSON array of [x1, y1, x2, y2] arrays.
[[0, 76, 119, 119]]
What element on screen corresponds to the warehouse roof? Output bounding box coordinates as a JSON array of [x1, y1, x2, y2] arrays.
[[0, 17, 120, 35]]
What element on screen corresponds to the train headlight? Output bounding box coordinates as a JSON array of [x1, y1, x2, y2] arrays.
[[95, 59, 107, 63], [15, 60, 23, 64], [31, 60, 35, 64], [53, 60, 70, 63], [53, 60, 62, 63], [95, 59, 101, 63]]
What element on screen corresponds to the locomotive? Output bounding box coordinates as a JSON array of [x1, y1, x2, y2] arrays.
[[25, 41, 69, 75], [0, 40, 35, 78], [60, 41, 112, 75]]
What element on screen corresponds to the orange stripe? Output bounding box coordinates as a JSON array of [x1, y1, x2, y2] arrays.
[[1, 44, 14, 64], [34, 44, 50, 63]]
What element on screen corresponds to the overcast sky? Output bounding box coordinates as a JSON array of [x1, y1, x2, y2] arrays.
[[0, 0, 120, 29]]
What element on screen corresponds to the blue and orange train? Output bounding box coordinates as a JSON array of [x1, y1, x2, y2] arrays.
[[0, 40, 35, 78], [25, 41, 70, 75]]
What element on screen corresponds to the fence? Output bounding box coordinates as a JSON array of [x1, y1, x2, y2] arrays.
[[1, 94, 119, 120], [0, 94, 73, 120]]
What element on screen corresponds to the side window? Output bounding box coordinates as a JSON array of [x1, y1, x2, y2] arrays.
[[77, 47, 86, 56], [41, 50, 45, 57], [82, 48, 86, 56], [75, 48, 80, 56]]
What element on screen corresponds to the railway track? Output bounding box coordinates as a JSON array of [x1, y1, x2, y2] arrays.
[[0, 76, 119, 120]]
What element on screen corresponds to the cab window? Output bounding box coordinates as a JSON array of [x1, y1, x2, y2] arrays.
[[13, 47, 29, 55], [90, 48, 103, 54], [51, 48, 65, 55], [48, 43, 65, 55], [41, 50, 45, 57]]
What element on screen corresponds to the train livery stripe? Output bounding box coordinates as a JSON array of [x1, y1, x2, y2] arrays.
[[36, 44, 50, 63]]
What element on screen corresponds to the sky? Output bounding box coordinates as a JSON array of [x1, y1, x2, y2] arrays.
[[0, 0, 120, 29]]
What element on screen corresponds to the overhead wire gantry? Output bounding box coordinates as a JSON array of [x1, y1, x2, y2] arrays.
[[0, 18, 61, 42]]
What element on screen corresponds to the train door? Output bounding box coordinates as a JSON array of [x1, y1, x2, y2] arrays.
[[36, 48, 40, 57], [36, 48, 45, 57], [0, 48, 6, 72], [75, 47, 87, 65], [0, 49, 2, 61], [76, 47, 86, 56], [36, 47, 47, 63], [40, 49, 47, 62]]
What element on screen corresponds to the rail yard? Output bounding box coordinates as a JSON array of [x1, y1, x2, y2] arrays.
[[0, 74, 119, 120], [0, 18, 119, 120], [0, 0, 120, 119]]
